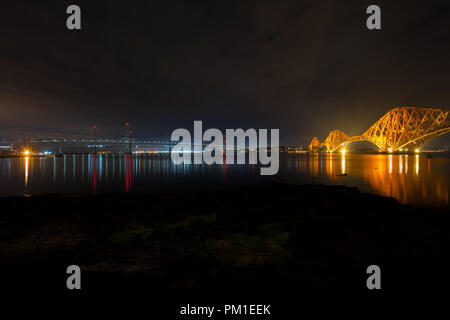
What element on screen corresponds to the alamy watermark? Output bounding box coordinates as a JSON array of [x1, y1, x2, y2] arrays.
[[170, 121, 279, 175], [66, 5, 381, 32]]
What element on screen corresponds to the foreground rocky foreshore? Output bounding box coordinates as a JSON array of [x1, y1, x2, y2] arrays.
[[0, 182, 449, 297]]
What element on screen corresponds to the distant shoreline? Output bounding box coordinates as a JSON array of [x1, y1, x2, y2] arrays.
[[1, 150, 449, 159]]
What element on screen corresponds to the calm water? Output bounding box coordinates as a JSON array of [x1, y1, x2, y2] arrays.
[[0, 153, 448, 209]]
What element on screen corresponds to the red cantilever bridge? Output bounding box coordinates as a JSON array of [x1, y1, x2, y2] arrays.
[[309, 107, 450, 152]]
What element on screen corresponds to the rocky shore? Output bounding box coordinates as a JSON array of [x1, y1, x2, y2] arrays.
[[0, 182, 449, 299]]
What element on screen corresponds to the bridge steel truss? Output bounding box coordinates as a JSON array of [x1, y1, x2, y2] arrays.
[[309, 107, 450, 152]]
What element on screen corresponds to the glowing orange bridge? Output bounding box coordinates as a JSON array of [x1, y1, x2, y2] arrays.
[[309, 107, 450, 152]]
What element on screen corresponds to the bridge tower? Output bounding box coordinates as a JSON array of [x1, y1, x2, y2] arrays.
[[308, 137, 320, 152]]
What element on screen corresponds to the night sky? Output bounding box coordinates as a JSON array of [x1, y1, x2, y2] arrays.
[[1, 0, 449, 145]]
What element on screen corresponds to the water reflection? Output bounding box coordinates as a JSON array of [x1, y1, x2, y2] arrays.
[[0, 153, 448, 209], [302, 153, 448, 208], [24, 156, 29, 189], [125, 154, 132, 192], [415, 154, 419, 176], [93, 155, 97, 194], [389, 154, 393, 175]]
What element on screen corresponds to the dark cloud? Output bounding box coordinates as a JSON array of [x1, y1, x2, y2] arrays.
[[0, 0, 449, 145]]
